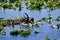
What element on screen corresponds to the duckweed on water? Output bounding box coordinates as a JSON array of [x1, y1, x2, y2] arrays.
[[10, 29, 30, 37], [25, 0, 60, 10], [0, 0, 22, 10]]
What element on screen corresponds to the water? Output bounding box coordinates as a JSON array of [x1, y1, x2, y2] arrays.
[[0, 0, 60, 40]]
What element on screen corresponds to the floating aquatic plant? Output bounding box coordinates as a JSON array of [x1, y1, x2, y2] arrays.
[[0, 0, 22, 10], [0, 30, 6, 35], [14, 1, 22, 10], [25, 0, 60, 10], [34, 20, 42, 27], [25, 0, 42, 10], [10, 29, 30, 37], [0, 18, 5, 28], [6, 19, 12, 22], [45, 36, 49, 40], [56, 16, 60, 21], [0, 21, 6, 35], [9, 0, 20, 3], [42, 17, 53, 24], [0, 0, 5, 3], [34, 31, 39, 34], [10, 30, 19, 36], [51, 24, 60, 29], [0, 3, 13, 10]]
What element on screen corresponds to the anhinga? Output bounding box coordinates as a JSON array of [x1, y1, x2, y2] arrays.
[[24, 13, 29, 23], [22, 13, 34, 24]]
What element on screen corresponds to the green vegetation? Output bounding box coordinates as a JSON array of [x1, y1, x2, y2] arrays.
[[10, 29, 30, 37], [0, 18, 6, 35], [25, 0, 60, 10], [6, 19, 12, 22], [10, 30, 19, 36], [45, 36, 49, 40], [14, 0, 22, 11], [0, 3, 13, 9], [42, 14, 53, 24], [34, 31, 39, 34], [0, 0, 6, 3], [35, 21, 42, 27], [0, 0, 22, 10], [42, 17, 53, 24], [0, 18, 4, 29], [0, 30, 6, 35], [51, 24, 60, 29], [9, 0, 20, 3], [56, 16, 60, 21]]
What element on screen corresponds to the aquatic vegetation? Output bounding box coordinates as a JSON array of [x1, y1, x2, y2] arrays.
[[0, 0, 22, 10], [9, 0, 20, 3], [34, 31, 39, 34], [0, 0, 21, 3], [25, 0, 60, 10], [0, 3, 14, 10], [0, 14, 42, 28], [0, 25, 3, 31], [25, 0, 42, 10], [6, 19, 12, 22], [0, 22, 6, 35], [0, 0, 5, 3], [51, 24, 60, 29], [10, 30, 19, 36], [5, 19, 12, 27], [0, 30, 6, 35], [34, 20, 42, 27], [42, 17, 53, 24], [14, 1, 22, 11], [0, 18, 4, 29], [42, 14, 52, 24], [56, 16, 60, 21], [45, 36, 49, 40], [10, 29, 30, 37], [19, 29, 30, 37]]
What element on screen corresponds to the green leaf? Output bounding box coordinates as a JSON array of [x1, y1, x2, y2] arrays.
[[45, 36, 49, 40]]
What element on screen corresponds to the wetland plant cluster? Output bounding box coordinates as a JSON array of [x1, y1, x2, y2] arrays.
[[45, 36, 49, 40], [0, 0, 60, 40], [0, 13, 60, 36], [25, 0, 60, 10], [0, 0, 60, 10], [10, 29, 30, 37], [0, 0, 22, 10], [0, 18, 6, 35]]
